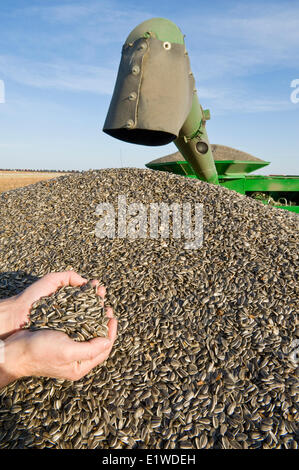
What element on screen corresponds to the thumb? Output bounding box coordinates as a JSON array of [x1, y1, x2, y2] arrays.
[[65, 336, 111, 362]]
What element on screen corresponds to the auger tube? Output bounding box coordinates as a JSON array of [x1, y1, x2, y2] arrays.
[[103, 17, 219, 185]]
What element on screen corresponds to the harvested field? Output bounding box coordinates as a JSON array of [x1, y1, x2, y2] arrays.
[[0, 168, 298, 449], [0, 171, 70, 193]]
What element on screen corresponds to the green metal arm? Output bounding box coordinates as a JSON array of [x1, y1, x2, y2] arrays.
[[175, 95, 219, 184]]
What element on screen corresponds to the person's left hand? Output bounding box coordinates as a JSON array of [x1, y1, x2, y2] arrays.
[[0, 271, 106, 340]]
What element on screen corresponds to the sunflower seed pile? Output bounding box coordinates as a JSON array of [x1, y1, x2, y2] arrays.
[[0, 168, 298, 449]]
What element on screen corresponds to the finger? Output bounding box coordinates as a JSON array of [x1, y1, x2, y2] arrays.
[[107, 317, 117, 344], [73, 320, 117, 377], [90, 279, 99, 289], [97, 285, 106, 299], [89, 280, 106, 299], [74, 348, 112, 378], [64, 335, 112, 362], [105, 307, 114, 320], [53, 271, 88, 290], [20, 271, 88, 308], [65, 317, 117, 363], [67, 318, 117, 380]]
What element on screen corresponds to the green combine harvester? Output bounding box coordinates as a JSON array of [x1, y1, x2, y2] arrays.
[[103, 18, 299, 213], [146, 147, 299, 213]]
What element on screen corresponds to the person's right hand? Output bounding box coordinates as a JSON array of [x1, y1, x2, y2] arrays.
[[0, 309, 117, 388]]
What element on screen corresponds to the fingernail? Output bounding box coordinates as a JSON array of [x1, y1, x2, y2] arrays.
[[102, 338, 111, 348]]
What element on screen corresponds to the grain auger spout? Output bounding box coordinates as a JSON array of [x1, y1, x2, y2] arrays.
[[103, 17, 219, 185]]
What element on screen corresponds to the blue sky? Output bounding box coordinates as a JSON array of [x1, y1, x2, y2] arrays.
[[0, 0, 298, 174]]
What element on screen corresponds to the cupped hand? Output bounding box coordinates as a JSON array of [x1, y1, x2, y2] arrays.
[[0, 271, 106, 339], [3, 311, 117, 383], [0, 271, 118, 388]]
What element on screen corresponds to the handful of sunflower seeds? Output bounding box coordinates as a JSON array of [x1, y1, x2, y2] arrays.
[[24, 281, 109, 341]]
